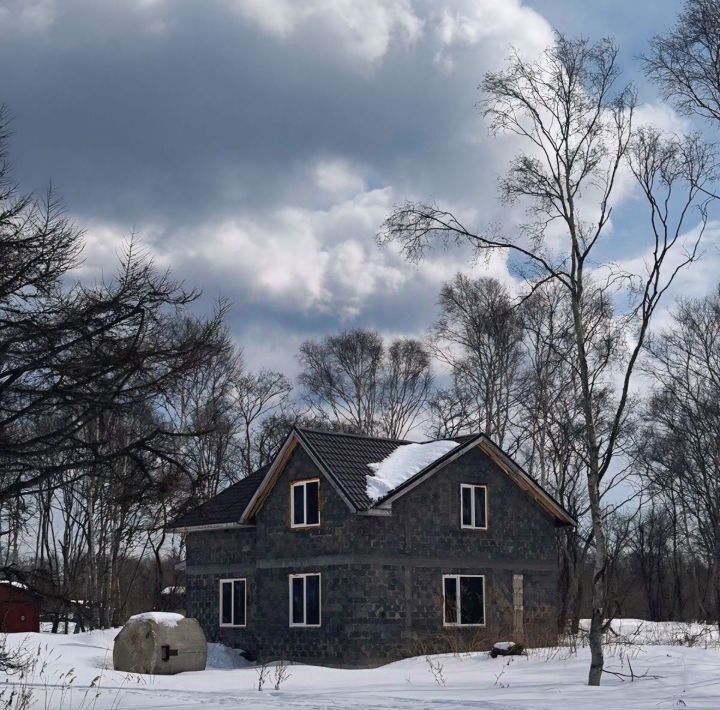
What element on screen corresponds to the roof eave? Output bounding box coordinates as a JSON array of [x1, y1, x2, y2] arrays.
[[170, 521, 253, 533], [240, 430, 298, 523]]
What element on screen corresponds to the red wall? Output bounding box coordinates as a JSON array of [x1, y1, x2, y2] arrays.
[[0, 585, 40, 633]]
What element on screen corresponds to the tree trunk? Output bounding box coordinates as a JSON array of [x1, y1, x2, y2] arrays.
[[587, 471, 607, 686]]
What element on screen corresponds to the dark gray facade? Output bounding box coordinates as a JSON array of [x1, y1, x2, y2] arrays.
[[184, 440, 563, 667]]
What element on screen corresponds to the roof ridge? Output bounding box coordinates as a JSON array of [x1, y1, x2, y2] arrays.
[[296, 427, 411, 445]]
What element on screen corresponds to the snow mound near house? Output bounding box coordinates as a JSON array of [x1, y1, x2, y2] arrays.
[[128, 611, 185, 627], [207, 643, 251, 669], [366, 440, 459, 501]]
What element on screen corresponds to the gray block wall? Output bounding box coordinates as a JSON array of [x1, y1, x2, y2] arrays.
[[185, 444, 561, 666]]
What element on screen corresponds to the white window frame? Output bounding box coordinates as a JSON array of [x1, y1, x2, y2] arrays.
[[460, 484, 488, 530], [219, 578, 247, 628], [442, 574, 486, 627], [288, 572, 322, 628], [290, 478, 321, 529]]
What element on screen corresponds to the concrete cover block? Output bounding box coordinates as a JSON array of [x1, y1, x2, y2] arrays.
[[113, 613, 207, 674]]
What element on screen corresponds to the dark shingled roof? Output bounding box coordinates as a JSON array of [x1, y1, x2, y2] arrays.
[[171, 465, 269, 529], [171, 427, 576, 529], [296, 428, 409, 510]]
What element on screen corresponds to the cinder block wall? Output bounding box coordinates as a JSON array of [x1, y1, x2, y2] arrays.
[[185, 445, 561, 666]]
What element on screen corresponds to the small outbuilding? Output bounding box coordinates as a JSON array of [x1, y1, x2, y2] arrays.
[[0, 581, 41, 633], [113, 612, 207, 675]]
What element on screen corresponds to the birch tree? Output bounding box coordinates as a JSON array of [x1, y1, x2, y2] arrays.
[[380, 35, 715, 684]]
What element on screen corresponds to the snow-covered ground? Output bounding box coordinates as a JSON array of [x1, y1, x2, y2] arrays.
[[0, 620, 718, 709]]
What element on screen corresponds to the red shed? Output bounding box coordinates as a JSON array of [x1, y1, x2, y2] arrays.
[[0, 581, 40, 633]]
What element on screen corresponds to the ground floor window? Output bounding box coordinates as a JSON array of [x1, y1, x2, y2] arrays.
[[289, 572, 321, 627], [442, 574, 485, 626], [219, 578, 246, 627]]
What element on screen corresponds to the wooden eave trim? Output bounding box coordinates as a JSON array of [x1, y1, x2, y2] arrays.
[[171, 522, 252, 533], [240, 433, 299, 523], [476, 439, 576, 527]]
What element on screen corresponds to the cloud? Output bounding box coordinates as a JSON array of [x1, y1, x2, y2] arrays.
[[432, 0, 552, 71], [3, 0, 713, 379], [313, 159, 367, 199], [633, 102, 692, 135], [225, 0, 423, 65], [0, 0, 56, 34]]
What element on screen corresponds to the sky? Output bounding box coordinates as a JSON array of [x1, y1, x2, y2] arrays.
[[0, 0, 716, 378]]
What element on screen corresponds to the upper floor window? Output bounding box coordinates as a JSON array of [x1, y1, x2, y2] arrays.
[[460, 484, 487, 530], [289, 572, 321, 627], [219, 578, 246, 627], [443, 574, 485, 626], [291, 479, 320, 528]]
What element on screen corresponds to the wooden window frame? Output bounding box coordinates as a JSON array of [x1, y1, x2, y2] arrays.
[[288, 572, 322, 628], [290, 478, 321, 529], [459, 484, 488, 530], [219, 578, 247, 628], [442, 574, 486, 627]]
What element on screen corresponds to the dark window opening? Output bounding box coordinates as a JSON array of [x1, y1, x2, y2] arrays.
[[219, 579, 246, 627], [460, 484, 487, 529], [289, 573, 321, 627], [443, 575, 485, 626], [291, 479, 320, 527]]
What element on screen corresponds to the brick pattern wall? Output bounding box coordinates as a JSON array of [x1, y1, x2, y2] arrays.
[[185, 444, 561, 666]]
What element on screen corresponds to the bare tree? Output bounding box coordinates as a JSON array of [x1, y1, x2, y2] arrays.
[[379, 36, 715, 684], [0, 156, 228, 505], [637, 287, 720, 628], [644, 0, 720, 123], [381, 339, 433, 439], [232, 363, 293, 478], [0, 105, 238, 624], [627, 502, 672, 621], [516, 283, 592, 633], [298, 329, 432, 438], [298, 329, 383, 434], [429, 276, 523, 448]]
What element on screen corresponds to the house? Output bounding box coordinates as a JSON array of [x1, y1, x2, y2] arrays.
[[171, 428, 575, 667], [0, 581, 41, 633]]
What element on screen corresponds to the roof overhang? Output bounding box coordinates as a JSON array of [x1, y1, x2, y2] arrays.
[[171, 522, 252, 533]]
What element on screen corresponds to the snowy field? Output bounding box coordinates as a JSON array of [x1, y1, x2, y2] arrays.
[[0, 620, 718, 709]]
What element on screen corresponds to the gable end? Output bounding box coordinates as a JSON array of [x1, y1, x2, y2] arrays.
[[240, 429, 358, 523]]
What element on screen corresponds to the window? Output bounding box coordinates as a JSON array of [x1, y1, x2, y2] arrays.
[[291, 479, 320, 528], [289, 573, 321, 627], [442, 575, 485, 626], [460, 484, 487, 529], [219, 578, 246, 627]]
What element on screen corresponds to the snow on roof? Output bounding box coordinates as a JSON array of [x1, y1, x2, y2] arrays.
[[128, 611, 185, 627], [366, 440, 459, 501]]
